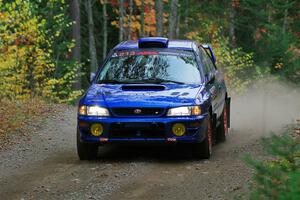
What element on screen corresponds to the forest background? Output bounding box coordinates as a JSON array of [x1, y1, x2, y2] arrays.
[[0, 0, 299, 136]]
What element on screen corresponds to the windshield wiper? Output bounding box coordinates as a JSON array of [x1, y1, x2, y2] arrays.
[[141, 78, 185, 84], [99, 78, 185, 84]]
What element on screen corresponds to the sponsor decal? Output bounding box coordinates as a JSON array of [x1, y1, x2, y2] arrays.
[[112, 51, 193, 58]]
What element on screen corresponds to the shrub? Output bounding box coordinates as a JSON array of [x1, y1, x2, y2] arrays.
[[245, 125, 300, 200], [0, 98, 53, 140]]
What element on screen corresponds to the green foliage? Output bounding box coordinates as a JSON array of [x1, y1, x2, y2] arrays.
[[236, 0, 300, 84], [188, 28, 257, 93], [181, 0, 300, 85], [245, 134, 300, 200], [212, 33, 257, 93], [0, 0, 82, 102], [254, 21, 300, 83]]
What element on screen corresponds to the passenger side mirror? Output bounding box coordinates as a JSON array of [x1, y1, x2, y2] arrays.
[[207, 47, 216, 64], [202, 44, 216, 64]]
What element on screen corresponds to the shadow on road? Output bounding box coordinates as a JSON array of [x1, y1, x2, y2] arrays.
[[95, 144, 198, 163]]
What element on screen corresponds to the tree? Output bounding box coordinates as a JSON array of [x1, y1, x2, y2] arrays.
[[71, 0, 81, 89], [85, 0, 98, 73], [102, 0, 108, 60], [176, 14, 180, 38], [229, 0, 237, 47], [128, 0, 133, 40], [168, 0, 178, 39], [118, 0, 124, 42], [183, 0, 189, 36], [281, 0, 290, 35], [155, 0, 163, 36], [140, 0, 145, 37]]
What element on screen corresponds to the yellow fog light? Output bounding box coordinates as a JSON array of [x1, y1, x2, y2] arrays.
[[90, 123, 103, 136], [172, 123, 186, 136]]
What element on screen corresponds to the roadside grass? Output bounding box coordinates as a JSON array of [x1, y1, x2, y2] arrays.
[[244, 119, 300, 200], [0, 98, 56, 147]]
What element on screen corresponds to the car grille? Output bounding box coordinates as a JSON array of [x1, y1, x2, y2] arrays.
[[109, 123, 166, 138], [111, 107, 165, 117]]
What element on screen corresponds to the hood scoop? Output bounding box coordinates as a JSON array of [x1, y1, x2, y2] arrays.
[[121, 84, 165, 91]]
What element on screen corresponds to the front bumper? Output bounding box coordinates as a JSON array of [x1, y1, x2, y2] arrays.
[[78, 115, 208, 144]]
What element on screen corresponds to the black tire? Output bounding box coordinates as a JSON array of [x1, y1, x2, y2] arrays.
[[77, 130, 98, 160], [193, 114, 212, 159], [216, 101, 229, 143]]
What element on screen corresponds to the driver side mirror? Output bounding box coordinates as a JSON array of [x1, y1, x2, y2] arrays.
[[88, 61, 104, 84], [89, 72, 96, 84]]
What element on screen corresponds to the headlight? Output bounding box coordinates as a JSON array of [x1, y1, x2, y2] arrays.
[[78, 105, 110, 116], [167, 106, 201, 116]]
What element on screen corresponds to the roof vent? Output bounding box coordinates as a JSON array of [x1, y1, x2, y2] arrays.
[[138, 37, 169, 48]]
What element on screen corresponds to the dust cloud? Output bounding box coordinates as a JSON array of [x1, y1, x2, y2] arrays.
[[230, 79, 300, 143]]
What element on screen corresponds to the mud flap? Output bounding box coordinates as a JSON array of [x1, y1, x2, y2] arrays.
[[212, 113, 217, 144], [226, 97, 231, 128]]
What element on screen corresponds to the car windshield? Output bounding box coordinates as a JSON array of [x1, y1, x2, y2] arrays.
[[97, 50, 201, 84]]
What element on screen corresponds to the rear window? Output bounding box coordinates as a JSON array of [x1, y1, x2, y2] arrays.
[[97, 50, 201, 84]]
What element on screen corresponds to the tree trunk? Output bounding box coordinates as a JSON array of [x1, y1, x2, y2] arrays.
[[282, 6, 288, 35], [155, 0, 163, 36], [103, 0, 107, 60], [140, 0, 145, 37], [128, 0, 133, 40], [176, 14, 180, 38], [118, 0, 124, 42], [267, 4, 272, 24], [184, 0, 189, 35], [168, 0, 178, 39], [85, 0, 98, 73], [71, 0, 81, 89], [229, 0, 236, 47]]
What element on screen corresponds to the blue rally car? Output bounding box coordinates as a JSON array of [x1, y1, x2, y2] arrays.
[[77, 37, 230, 160]]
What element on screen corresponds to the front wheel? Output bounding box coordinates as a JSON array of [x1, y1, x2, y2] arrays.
[[77, 130, 98, 160], [193, 114, 213, 159]]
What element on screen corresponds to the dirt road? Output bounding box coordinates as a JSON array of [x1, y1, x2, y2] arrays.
[[1, 82, 299, 200]]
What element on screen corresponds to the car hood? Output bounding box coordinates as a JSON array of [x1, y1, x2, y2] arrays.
[[84, 84, 204, 107]]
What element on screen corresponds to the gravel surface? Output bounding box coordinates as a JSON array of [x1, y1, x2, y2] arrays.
[[1, 82, 299, 200]]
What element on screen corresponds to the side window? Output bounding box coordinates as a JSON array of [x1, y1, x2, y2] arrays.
[[204, 49, 217, 72], [206, 55, 216, 73], [198, 47, 214, 75]]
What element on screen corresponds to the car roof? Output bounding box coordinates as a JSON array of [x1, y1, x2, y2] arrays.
[[113, 38, 196, 51]]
